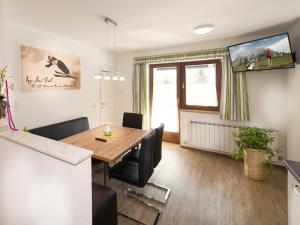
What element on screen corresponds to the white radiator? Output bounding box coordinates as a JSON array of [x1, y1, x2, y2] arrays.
[[187, 120, 282, 160]]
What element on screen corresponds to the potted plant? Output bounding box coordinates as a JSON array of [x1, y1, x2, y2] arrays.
[[232, 127, 275, 180], [0, 66, 8, 128]]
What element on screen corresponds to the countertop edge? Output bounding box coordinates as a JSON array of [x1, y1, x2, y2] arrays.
[[0, 130, 93, 166], [283, 159, 300, 184]]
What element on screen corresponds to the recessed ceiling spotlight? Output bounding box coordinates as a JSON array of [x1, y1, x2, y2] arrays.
[[193, 24, 214, 35]]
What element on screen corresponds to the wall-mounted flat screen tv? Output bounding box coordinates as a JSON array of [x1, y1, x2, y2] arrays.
[[228, 33, 294, 72]]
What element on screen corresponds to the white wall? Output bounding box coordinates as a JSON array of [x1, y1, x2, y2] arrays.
[[114, 32, 291, 153], [114, 52, 135, 124], [3, 20, 116, 129], [0, 138, 92, 225], [0, 0, 4, 65], [179, 69, 288, 151], [289, 20, 300, 64], [286, 65, 300, 161], [286, 21, 300, 161]]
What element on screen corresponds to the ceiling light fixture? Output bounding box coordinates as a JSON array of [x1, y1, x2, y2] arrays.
[[193, 24, 214, 35], [103, 75, 111, 80], [94, 74, 102, 80], [94, 17, 125, 81]]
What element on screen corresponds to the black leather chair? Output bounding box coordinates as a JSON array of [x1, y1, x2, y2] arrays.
[[122, 123, 164, 163], [110, 131, 155, 187], [109, 131, 162, 225], [122, 123, 170, 204], [122, 112, 143, 129], [92, 183, 117, 225], [123, 112, 143, 151]]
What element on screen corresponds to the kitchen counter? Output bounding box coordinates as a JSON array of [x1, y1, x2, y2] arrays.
[[284, 160, 300, 184], [0, 130, 93, 165]]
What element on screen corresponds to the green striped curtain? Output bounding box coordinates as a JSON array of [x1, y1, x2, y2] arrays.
[[134, 48, 228, 64], [133, 48, 250, 126], [133, 63, 148, 129], [220, 54, 250, 121]]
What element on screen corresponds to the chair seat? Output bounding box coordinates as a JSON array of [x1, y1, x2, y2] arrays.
[[92, 183, 117, 225], [122, 149, 140, 163], [109, 161, 142, 187]]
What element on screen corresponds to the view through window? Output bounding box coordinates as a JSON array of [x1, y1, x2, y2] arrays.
[[185, 64, 217, 107], [151, 67, 179, 133], [181, 59, 222, 111]]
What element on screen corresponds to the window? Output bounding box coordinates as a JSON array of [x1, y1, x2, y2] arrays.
[[180, 59, 222, 111], [149, 59, 222, 143]]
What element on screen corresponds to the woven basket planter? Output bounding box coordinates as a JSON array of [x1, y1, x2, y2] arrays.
[[244, 148, 268, 180]]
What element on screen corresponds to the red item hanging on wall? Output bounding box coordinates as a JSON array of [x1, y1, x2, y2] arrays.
[[5, 80, 18, 131]]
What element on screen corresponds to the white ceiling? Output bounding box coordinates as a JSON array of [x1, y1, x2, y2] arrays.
[[3, 0, 300, 52]]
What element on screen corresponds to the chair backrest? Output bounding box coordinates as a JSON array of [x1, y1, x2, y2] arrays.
[[153, 123, 164, 168], [29, 117, 89, 141], [138, 130, 156, 186], [122, 112, 143, 129]]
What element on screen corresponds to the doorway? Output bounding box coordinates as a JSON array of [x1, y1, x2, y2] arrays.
[[150, 63, 180, 144]]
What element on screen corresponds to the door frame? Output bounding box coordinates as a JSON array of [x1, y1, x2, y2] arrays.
[[149, 63, 181, 144]]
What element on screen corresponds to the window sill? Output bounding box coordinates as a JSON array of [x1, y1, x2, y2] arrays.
[[179, 109, 220, 114]]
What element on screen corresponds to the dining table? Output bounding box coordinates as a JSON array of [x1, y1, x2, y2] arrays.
[[60, 124, 151, 186]]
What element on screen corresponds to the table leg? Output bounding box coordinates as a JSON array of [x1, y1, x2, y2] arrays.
[[104, 162, 109, 186]]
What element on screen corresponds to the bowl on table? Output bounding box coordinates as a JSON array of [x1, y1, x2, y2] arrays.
[[103, 126, 112, 136]]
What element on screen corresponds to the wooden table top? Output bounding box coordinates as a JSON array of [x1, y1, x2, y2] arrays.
[[60, 124, 150, 163]]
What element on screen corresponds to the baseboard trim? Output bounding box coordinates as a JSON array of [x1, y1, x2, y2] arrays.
[[180, 144, 285, 168]]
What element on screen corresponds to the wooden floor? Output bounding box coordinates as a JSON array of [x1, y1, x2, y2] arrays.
[[92, 142, 287, 225]]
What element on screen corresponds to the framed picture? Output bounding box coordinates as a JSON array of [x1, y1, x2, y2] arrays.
[[21, 45, 81, 91]]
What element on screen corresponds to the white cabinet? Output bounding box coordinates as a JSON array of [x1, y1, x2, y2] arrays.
[[288, 172, 300, 225]]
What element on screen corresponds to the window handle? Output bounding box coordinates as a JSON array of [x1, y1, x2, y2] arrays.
[[182, 82, 185, 89]]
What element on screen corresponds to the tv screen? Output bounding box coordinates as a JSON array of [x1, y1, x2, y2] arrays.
[[228, 33, 294, 72]]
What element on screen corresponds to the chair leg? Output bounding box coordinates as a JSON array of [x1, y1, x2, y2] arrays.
[[119, 183, 163, 225], [148, 181, 171, 204], [127, 181, 171, 205], [118, 212, 146, 225]]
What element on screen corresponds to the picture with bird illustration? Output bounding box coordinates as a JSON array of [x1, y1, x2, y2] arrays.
[[21, 45, 80, 91]]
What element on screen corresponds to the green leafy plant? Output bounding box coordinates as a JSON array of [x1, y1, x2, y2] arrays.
[[0, 66, 7, 99], [232, 127, 275, 167]]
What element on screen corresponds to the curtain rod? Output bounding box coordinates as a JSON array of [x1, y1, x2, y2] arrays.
[[134, 47, 229, 63]]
